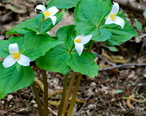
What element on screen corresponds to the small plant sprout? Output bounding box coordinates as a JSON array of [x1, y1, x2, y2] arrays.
[[74, 35, 92, 55], [105, 2, 125, 29], [2, 43, 31, 68], [35, 4, 59, 25]]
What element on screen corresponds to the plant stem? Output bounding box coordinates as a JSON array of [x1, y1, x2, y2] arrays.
[[58, 73, 69, 116], [43, 70, 48, 116], [67, 73, 82, 116], [87, 40, 94, 52], [62, 72, 77, 115], [31, 82, 43, 116]]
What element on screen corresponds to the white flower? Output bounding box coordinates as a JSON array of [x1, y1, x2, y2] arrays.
[[2, 43, 31, 68], [74, 35, 92, 55], [35, 4, 59, 25], [105, 2, 125, 29]]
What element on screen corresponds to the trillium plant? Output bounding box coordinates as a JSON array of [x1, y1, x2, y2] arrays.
[[0, 0, 137, 116]]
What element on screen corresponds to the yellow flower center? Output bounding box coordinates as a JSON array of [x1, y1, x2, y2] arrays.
[[110, 14, 116, 20], [75, 38, 82, 43], [44, 10, 51, 16], [13, 53, 20, 60]]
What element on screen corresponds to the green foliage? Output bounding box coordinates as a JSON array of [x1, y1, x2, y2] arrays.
[[69, 51, 98, 77], [0, 32, 61, 61], [135, 20, 142, 31], [48, 0, 80, 9], [74, 0, 137, 45], [36, 45, 71, 74], [0, 0, 138, 99], [56, 25, 76, 50], [6, 18, 36, 35], [0, 62, 35, 99], [74, 0, 112, 41], [36, 45, 98, 77], [6, 13, 63, 35], [36, 25, 98, 77]]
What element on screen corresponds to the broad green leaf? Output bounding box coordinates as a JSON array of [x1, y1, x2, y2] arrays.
[[48, 0, 80, 9], [36, 45, 71, 74], [74, 0, 112, 41], [36, 45, 98, 77], [6, 18, 37, 35], [68, 51, 98, 78], [0, 32, 61, 61], [56, 25, 76, 50], [0, 62, 35, 99]]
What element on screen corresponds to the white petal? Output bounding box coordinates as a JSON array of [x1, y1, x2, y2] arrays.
[[110, 2, 119, 15], [17, 54, 31, 66], [75, 43, 84, 55], [81, 35, 92, 44], [50, 16, 57, 25], [112, 16, 125, 29], [47, 6, 59, 16], [2, 55, 16, 68], [35, 4, 46, 13], [9, 43, 19, 53], [105, 16, 125, 29]]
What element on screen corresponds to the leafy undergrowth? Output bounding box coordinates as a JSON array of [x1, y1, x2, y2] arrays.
[[0, 0, 146, 116]]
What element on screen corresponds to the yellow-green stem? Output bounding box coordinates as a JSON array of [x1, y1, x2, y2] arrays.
[[67, 73, 82, 116], [31, 82, 43, 116], [62, 72, 77, 115], [87, 40, 94, 52], [58, 73, 69, 116], [43, 70, 48, 116]]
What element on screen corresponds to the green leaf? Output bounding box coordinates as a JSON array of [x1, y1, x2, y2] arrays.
[[48, 0, 80, 9], [74, 0, 112, 41], [6, 18, 37, 35], [36, 45, 98, 77], [135, 20, 142, 31], [113, 89, 123, 94], [56, 25, 76, 50], [106, 46, 119, 52], [0, 32, 61, 61], [0, 62, 35, 99], [68, 51, 98, 78], [36, 45, 71, 74], [143, 10, 146, 18], [0, 40, 10, 58]]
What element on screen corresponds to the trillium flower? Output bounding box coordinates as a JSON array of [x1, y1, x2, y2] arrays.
[[74, 35, 92, 55], [2, 43, 31, 68], [35, 4, 59, 25], [105, 2, 125, 29]]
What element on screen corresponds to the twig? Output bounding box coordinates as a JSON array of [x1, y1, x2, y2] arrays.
[[99, 63, 146, 71]]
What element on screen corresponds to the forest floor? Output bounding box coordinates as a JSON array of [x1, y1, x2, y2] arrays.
[[0, 0, 146, 116]]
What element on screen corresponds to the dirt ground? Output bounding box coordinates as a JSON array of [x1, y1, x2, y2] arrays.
[[0, 0, 146, 116]]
